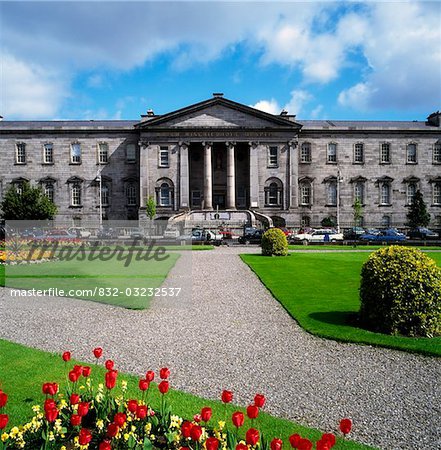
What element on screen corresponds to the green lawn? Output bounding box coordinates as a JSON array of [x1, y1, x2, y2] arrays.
[[288, 244, 441, 251], [0, 339, 375, 450], [1, 250, 179, 309], [241, 252, 441, 356]]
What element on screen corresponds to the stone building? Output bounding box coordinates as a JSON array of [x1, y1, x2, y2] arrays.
[[0, 94, 440, 229]]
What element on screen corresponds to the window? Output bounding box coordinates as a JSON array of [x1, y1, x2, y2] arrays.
[[126, 144, 136, 163], [44, 183, 54, 203], [354, 182, 365, 204], [268, 146, 278, 167], [433, 142, 441, 164], [433, 183, 441, 205], [71, 143, 81, 163], [101, 184, 110, 206], [301, 216, 311, 227], [159, 146, 169, 167], [327, 181, 337, 206], [380, 183, 391, 205], [191, 190, 201, 207], [381, 215, 391, 228], [16, 143, 26, 164], [354, 143, 364, 163], [126, 184, 137, 206], [300, 142, 311, 163], [407, 143, 417, 163], [327, 143, 337, 163], [43, 143, 53, 164], [15, 183, 24, 195], [265, 183, 280, 205], [71, 184, 82, 206], [407, 183, 417, 205], [380, 143, 390, 164], [300, 183, 312, 206], [98, 143, 109, 164], [159, 183, 172, 206]]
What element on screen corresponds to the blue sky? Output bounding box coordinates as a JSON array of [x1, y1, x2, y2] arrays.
[[1, 1, 440, 121]]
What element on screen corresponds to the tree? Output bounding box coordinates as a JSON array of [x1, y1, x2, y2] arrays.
[[406, 190, 430, 228], [145, 196, 156, 220], [0, 182, 57, 220], [353, 198, 363, 227], [321, 217, 335, 228]]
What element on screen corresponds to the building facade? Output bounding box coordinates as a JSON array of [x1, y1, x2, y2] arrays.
[[1, 94, 440, 229]]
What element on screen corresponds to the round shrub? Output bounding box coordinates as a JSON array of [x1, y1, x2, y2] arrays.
[[359, 246, 441, 337], [261, 228, 288, 256]]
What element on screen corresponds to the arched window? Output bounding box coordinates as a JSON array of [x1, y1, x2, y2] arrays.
[[126, 184, 137, 206], [155, 179, 174, 207], [264, 178, 283, 207], [44, 183, 55, 203], [101, 184, 110, 206]]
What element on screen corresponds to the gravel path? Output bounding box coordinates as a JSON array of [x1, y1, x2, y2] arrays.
[[0, 247, 440, 450]]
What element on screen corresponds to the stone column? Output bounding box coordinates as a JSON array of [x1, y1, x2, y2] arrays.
[[249, 141, 259, 208], [288, 139, 299, 209], [138, 140, 150, 207], [179, 142, 189, 209], [203, 141, 213, 210], [226, 141, 236, 209]]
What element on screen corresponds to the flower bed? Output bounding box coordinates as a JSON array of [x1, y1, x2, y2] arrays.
[[0, 349, 352, 450]]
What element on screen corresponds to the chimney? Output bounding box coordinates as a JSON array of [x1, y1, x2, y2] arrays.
[[147, 109, 154, 116], [213, 92, 224, 98], [427, 111, 441, 127], [280, 109, 288, 116]]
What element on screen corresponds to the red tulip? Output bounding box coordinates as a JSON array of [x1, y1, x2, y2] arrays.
[[69, 370, 80, 383], [106, 422, 119, 438], [190, 424, 202, 441], [247, 404, 259, 419], [158, 380, 169, 394], [0, 392, 7, 408], [78, 428, 92, 446], [200, 406, 212, 422], [77, 402, 89, 417], [114, 412, 127, 427], [221, 390, 233, 403], [321, 433, 336, 447], [297, 438, 312, 450], [206, 437, 219, 450], [0, 414, 9, 430], [271, 438, 283, 450], [45, 407, 58, 422], [82, 366, 91, 378], [181, 421, 193, 438], [236, 445, 248, 450], [42, 382, 58, 396], [73, 365, 83, 376], [105, 370, 118, 390], [232, 411, 244, 428], [44, 398, 56, 412], [159, 367, 170, 379], [289, 434, 301, 448], [246, 428, 260, 446], [136, 405, 148, 419], [145, 370, 155, 382], [62, 351, 71, 362], [139, 379, 149, 391], [105, 360, 114, 370], [254, 393, 266, 408], [316, 439, 331, 450], [339, 418, 352, 436], [70, 414, 82, 427], [99, 442, 111, 450], [70, 393, 80, 405], [193, 413, 201, 423], [93, 347, 103, 359], [127, 399, 138, 413]]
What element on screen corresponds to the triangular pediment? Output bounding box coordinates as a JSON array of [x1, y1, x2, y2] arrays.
[[136, 96, 302, 130]]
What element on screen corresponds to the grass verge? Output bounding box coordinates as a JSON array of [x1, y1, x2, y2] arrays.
[[0, 339, 375, 449], [241, 252, 441, 356]]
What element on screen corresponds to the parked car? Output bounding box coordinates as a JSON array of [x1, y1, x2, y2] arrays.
[[291, 229, 344, 244], [359, 228, 407, 243], [68, 227, 92, 238], [407, 227, 439, 240], [238, 228, 265, 245], [276, 227, 293, 239], [33, 229, 78, 242], [343, 227, 366, 240], [97, 227, 117, 239], [178, 228, 223, 246]]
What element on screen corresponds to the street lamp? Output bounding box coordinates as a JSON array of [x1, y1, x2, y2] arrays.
[[96, 170, 103, 229], [336, 168, 343, 233]]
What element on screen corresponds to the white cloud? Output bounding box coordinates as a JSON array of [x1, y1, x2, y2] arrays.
[[284, 90, 313, 116], [0, 53, 67, 119], [251, 99, 281, 115]]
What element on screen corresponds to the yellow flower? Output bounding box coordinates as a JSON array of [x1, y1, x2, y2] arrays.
[[1, 433, 9, 442], [124, 433, 130, 441], [218, 420, 226, 430], [144, 423, 152, 434], [32, 405, 40, 413], [96, 419, 104, 430]]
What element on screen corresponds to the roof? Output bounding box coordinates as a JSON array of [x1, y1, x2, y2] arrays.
[[0, 120, 138, 131], [297, 119, 438, 131]]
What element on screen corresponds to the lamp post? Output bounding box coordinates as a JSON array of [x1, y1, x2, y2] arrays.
[[96, 170, 103, 229]]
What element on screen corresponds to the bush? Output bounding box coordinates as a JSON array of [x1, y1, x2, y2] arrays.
[[359, 246, 441, 337], [261, 228, 288, 256]]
